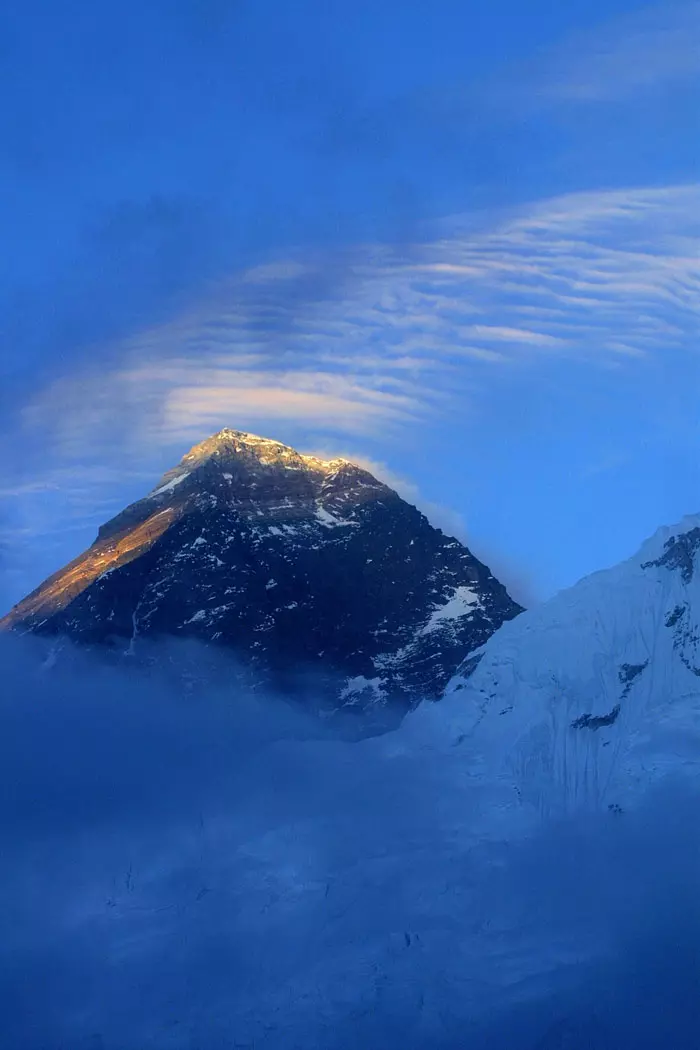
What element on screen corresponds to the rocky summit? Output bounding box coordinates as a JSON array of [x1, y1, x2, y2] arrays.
[[1, 429, 522, 723]]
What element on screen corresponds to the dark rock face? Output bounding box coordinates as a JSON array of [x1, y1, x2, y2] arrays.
[[642, 527, 700, 583], [1, 430, 523, 721]]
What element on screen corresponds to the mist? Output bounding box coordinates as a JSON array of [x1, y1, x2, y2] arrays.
[[1, 634, 698, 1049]]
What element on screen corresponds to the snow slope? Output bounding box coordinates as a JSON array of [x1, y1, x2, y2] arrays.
[[406, 514, 700, 825]]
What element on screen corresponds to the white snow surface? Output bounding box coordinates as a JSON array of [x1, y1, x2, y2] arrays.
[[340, 675, 386, 705], [181, 429, 352, 473], [419, 585, 479, 635], [148, 471, 190, 497], [315, 505, 352, 528], [404, 512, 700, 825]]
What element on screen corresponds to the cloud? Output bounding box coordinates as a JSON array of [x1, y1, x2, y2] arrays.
[[1, 635, 699, 1048], [161, 380, 419, 437], [482, 1, 700, 110], [21, 364, 424, 465], [536, 1, 700, 104], [4, 180, 698, 588], [461, 325, 565, 346], [24, 183, 698, 448], [0, 194, 230, 409]]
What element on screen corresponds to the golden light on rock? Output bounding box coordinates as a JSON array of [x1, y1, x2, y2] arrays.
[[0, 506, 179, 631]]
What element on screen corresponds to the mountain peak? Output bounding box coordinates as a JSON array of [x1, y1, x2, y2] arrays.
[[1, 427, 523, 724], [179, 428, 353, 475]]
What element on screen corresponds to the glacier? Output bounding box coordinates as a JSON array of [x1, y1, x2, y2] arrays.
[[403, 513, 700, 830]]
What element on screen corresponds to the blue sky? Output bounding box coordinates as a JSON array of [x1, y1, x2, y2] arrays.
[[1, 0, 699, 609]]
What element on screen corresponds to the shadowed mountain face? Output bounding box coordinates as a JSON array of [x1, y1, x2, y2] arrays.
[[1, 429, 522, 720]]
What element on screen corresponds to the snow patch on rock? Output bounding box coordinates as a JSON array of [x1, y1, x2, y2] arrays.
[[149, 471, 190, 498], [419, 586, 480, 635]]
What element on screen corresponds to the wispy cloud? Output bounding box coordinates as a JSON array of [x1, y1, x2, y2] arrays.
[[7, 181, 699, 563], [161, 377, 421, 440], [501, 1, 700, 107]]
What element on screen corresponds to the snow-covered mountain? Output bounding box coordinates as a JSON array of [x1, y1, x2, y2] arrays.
[[0, 429, 521, 723], [406, 514, 700, 822]]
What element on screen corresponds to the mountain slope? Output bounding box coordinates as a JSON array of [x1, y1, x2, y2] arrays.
[[407, 514, 700, 821], [1, 429, 522, 718]]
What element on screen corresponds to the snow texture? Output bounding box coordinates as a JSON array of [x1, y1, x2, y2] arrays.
[[407, 512, 700, 826], [148, 471, 191, 497], [419, 585, 479, 635]]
